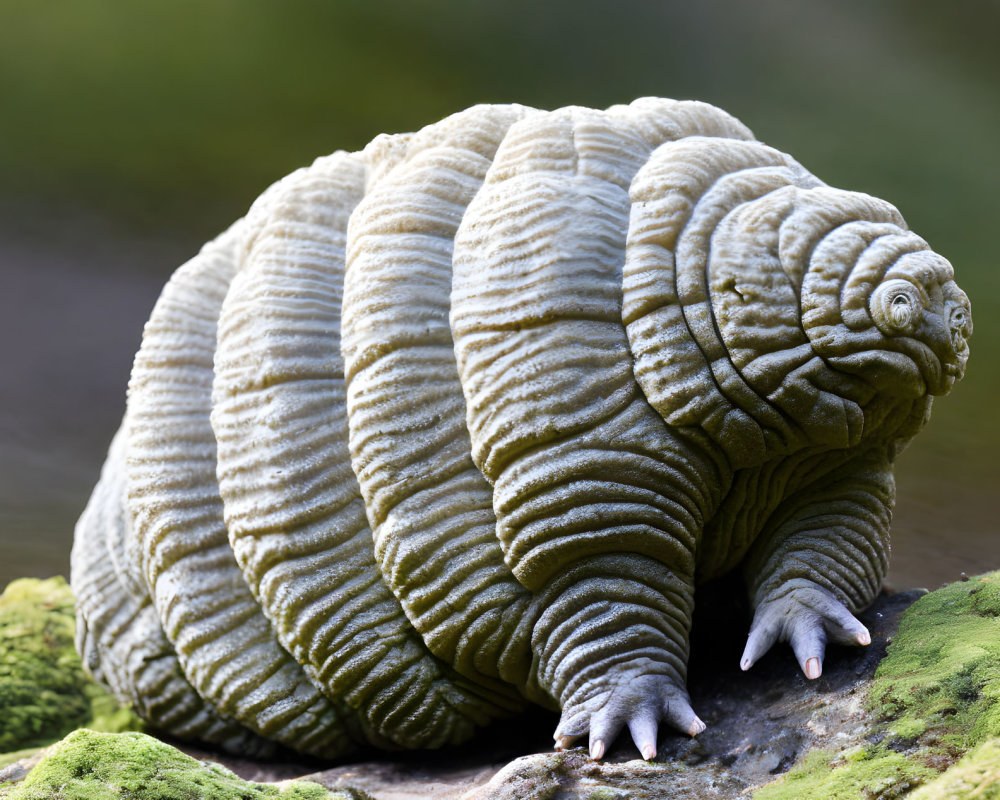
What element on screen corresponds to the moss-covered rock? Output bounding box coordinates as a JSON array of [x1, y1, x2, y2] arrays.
[[757, 571, 1000, 799], [4, 573, 996, 799], [0, 577, 91, 753], [0, 577, 142, 760], [0, 729, 361, 800], [752, 745, 937, 799], [869, 572, 1000, 754], [908, 736, 1000, 799]]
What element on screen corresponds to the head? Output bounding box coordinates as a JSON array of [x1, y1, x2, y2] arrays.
[[623, 137, 972, 465], [802, 219, 972, 399], [866, 253, 971, 395]]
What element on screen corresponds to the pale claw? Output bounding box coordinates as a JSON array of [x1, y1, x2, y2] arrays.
[[741, 584, 871, 679], [553, 673, 704, 761]]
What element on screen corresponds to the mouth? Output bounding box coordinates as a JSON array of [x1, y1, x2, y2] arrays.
[[926, 299, 970, 393], [930, 354, 966, 395]]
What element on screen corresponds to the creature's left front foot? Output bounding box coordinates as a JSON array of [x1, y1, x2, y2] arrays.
[[552, 671, 704, 761], [741, 581, 871, 680]]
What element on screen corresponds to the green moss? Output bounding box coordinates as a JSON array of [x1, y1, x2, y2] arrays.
[[0, 577, 93, 752], [758, 572, 1000, 799], [909, 737, 1000, 799], [0, 729, 354, 800], [754, 746, 937, 800], [868, 572, 1000, 755], [0, 578, 143, 758], [891, 718, 927, 742]]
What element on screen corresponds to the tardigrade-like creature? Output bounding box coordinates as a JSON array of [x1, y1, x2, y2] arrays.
[[72, 98, 971, 761]]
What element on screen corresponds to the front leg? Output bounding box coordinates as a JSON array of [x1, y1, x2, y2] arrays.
[[534, 554, 704, 761], [740, 448, 894, 679], [483, 400, 725, 761]]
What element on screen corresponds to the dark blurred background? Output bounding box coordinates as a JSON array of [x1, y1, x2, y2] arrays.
[[1, 0, 997, 592]]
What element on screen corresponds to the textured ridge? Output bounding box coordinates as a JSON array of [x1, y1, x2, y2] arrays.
[[451, 105, 739, 590], [71, 427, 272, 754], [125, 223, 359, 758], [215, 127, 522, 750], [342, 104, 542, 709]]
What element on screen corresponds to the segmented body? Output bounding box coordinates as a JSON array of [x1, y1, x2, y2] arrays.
[[72, 98, 970, 758]]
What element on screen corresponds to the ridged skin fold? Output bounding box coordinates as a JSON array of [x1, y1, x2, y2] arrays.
[[744, 448, 894, 614], [73, 97, 970, 760], [125, 224, 360, 758], [342, 106, 546, 702], [451, 105, 749, 587], [450, 103, 750, 719], [213, 146, 521, 749], [72, 427, 272, 755]]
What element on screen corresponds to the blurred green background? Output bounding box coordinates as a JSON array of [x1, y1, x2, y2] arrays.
[[0, 0, 996, 591]]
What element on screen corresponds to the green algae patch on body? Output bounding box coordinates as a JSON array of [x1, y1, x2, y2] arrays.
[[868, 571, 1000, 756], [0, 577, 143, 758], [0, 729, 355, 800]]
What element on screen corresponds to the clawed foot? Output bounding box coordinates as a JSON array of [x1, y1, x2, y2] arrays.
[[552, 673, 704, 761], [741, 583, 871, 680]]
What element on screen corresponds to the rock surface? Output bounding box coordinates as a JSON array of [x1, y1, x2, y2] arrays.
[[2, 574, 999, 799], [272, 582, 929, 799], [0, 729, 354, 800]]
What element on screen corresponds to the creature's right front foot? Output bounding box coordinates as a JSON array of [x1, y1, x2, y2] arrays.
[[552, 671, 704, 761]]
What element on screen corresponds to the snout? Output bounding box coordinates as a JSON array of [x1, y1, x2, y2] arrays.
[[929, 286, 972, 394]]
